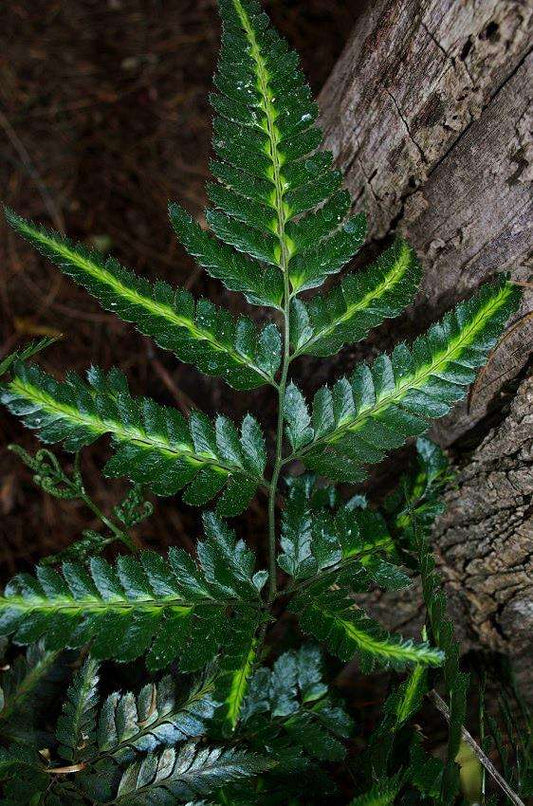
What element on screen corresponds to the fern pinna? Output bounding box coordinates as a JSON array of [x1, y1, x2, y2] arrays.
[[0, 0, 522, 803]]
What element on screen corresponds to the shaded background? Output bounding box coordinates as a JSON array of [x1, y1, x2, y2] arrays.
[[0, 0, 361, 574]]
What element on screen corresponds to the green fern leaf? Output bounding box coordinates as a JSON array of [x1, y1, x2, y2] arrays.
[[277, 476, 399, 583], [169, 203, 284, 309], [291, 239, 422, 358], [278, 647, 350, 762], [55, 657, 100, 762], [268, 650, 299, 718], [394, 662, 428, 728], [277, 480, 316, 580], [283, 382, 313, 451], [176, 0, 367, 307], [103, 742, 270, 805], [0, 641, 62, 743], [0, 516, 266, 671], [291, 584, 444, 672], [289, 278, 520, 481], [294, 644, 328, 704], [216, 610, 261, 732], [349, 777, 401, 806], [4, 209, 280, 391], [288, 213, 367, 293], [1, 363, 267, 513], [241, 645, 352, 769], [96, 676, 217, 760]]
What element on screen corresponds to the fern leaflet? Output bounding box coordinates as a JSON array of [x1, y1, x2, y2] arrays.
[[0, 515, 266, 672], [292, 584, 444, 672], [4, 209, 281, 391], [96, 742, 270, 804], [96, 675, 217, 760], [286, 278, 520, 481], [1, 363, 267, 514], [291, 239, 421, 358], [55, 657, 100, 762]]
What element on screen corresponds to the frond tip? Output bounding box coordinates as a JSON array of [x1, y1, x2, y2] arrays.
[[292, 585, 444, 672]]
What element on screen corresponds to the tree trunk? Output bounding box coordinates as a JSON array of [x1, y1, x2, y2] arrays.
[[315, 0, 533, 688]]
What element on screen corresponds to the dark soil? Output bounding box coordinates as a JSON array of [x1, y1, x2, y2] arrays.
[[0, 0, 359, 574]]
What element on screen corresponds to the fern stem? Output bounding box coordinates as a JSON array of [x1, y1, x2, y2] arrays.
[[268, 303, 290, 602], [428, 690, 526, 806], [73, 454, 137, 552], [81, 493, 137, 552], [232, 0, 291, 603]]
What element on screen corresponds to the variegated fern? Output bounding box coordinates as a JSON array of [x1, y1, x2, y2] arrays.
[[0, 0, 522, 804]]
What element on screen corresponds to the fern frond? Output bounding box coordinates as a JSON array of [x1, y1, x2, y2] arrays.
[[394, 662, 428, 727], [1, 363, 267, 514], [0, 334, 58, 378], [0, 515, 266, 671], [169, 0, 366, 308], [96, 675, 217, 760], [292, 584, 444, 672], [4, 209, 280, 391], [277, 480, 316, 580], [102, 742, 270, 804], [291, 239, 421, 358], [349, 777, 401, 806], [169, 203, 284, 310], [241, 644, 352, 766], [0, 641, 61, 742], [294, 644, 328, 704], [55, 657, 100, 762], [288, 213, 367, 294], [216, 610, 261, 732], [288, 278, 520, 480], [277, 476, 397, 583]]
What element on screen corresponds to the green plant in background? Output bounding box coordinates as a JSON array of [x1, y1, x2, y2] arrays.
[[0, 0, 527, 803]]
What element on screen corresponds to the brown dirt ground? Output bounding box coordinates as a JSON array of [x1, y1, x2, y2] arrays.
[[0, 1, 360, 575]]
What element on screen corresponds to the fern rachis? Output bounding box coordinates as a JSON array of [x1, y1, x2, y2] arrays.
[[0, 0, 523, 803]]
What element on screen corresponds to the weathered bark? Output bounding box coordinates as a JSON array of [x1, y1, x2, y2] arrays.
[[359, 373, 533, 695], [316, 0, 533, 680]]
